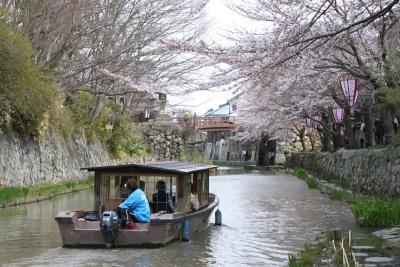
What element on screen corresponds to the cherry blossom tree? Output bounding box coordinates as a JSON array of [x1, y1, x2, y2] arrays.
[[168, 0, 400, 149], [229, 0, 400, 147], [1, 0, 211, 122]]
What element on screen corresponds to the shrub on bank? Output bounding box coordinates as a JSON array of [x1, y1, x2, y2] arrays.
[[0, 20, 150, 160], [293, 167, 308, 179], [305, 177, 318, 189], [0, 176, 93, 207], [0, 20, 58, 137], [65, 92, 151, 159], [109, 116, 151, 158]]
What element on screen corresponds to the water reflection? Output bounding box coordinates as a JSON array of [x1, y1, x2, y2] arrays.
[[0, 169, 355, 266], [0, 190, 93, 265]]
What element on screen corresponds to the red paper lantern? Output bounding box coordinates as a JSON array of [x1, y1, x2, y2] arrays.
[[340, 79, 359, 107], [306, 115, 321, 129], [333, 108, 345, 123]]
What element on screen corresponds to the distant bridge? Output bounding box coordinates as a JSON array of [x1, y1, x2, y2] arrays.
[[175, 117, 238, 132]]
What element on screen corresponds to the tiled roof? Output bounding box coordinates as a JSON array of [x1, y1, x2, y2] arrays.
[[82, 161, 216, 174]]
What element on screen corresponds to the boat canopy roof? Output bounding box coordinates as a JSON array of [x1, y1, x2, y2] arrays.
[[82, 161, 217, 175]]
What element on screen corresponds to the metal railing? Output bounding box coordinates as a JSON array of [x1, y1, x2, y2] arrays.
[[174, 116, 236, 128]]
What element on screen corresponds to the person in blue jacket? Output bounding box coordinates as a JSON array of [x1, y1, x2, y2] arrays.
[[119, 177, 150, 223]]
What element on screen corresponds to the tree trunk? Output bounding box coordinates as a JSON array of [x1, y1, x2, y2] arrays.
[[308, 132, 315, 151], [297, 127, 307, 151], [381, 106, 394, 144], [300, 133, 306, 151], [319, 130, 332, 152], [121, 93, 133, 115], [331, 124, 344, 151], [88, 94, 105, 125], [364, 104, 374, 147], [257, 135, 268, 166], [344, 108, 356, 149]]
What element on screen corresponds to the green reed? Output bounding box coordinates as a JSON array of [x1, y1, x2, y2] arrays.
[[288, 244, 319, 267], [0, 176, 93, 207], [352, 196, 400, 227], [293, 167, 309, 180]]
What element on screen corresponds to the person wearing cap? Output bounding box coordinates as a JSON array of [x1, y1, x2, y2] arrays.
[[119, 177, 150, 223]]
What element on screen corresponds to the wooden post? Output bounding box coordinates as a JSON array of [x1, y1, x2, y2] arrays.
[[332, 240, 337, 254], [352, 252, 358, 267], [325, 228, 341, 241], [93, 171, 101, 213], [348, 230, 352, 247], [340, 239, 350, 267]]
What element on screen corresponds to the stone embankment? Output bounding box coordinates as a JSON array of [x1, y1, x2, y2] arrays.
[[295, 229, 400, 266], [145, 129, 183, 161], [0, 132, 147, 187], [288, 147, 400, 196]]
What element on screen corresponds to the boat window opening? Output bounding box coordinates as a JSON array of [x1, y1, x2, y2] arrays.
[[140, 176, 176, 213], [177, 175, 184, 198], [106, 176, 138, 207], [188, 171, 209, 209], [178, 174, 194, 213], [190, 173, 197, 194], [98, 174, 110, 212], [109, 176, 119, 199]]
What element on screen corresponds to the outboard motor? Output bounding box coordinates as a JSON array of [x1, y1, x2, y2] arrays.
[[100, 211, 119, 248]]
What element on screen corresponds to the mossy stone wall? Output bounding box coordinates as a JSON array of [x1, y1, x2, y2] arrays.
[[287, 148, 400, 196], [0, 132, 114, 186]]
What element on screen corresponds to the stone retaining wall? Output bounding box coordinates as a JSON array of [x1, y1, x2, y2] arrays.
[[287, 147, 400, 196], [0, 132, 125, 187], [144, 126, 183, 161]]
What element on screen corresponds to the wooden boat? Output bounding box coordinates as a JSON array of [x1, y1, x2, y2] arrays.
[[55, 161, 219, 248]]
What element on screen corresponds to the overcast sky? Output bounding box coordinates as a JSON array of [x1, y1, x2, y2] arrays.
[[168, 0, 254, 115]]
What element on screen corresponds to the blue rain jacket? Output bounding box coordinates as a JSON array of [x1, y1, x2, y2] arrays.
[[119, 188, 150, 223]]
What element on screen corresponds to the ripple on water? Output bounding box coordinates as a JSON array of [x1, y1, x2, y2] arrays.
[[0, 171, 355, 267]]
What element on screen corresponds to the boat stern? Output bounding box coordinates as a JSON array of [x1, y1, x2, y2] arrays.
[[55, 211, 104, 247]]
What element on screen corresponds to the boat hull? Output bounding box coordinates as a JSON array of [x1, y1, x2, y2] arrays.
[[55, 195, 218, 247]]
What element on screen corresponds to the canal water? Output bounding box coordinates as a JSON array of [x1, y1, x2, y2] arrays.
[[0, 168, 355, 266]]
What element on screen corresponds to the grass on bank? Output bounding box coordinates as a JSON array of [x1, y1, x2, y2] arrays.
[[293, 167, 318, 189], [352, 197, 400, 227], [328, 187, 400, 227], [0, 176, 93, 207], [294, 167, 400, 228], [328, 187, 400, 228], [288, 244, 319, 267], [293, 167, 308, 179], [328, 189, 356, 203]]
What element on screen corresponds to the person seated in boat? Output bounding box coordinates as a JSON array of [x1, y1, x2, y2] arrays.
[[190, 183, 199, 212], [118, 178, 150, 223], [119, 176, 133, 198], [152, 180, 175, 213]]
